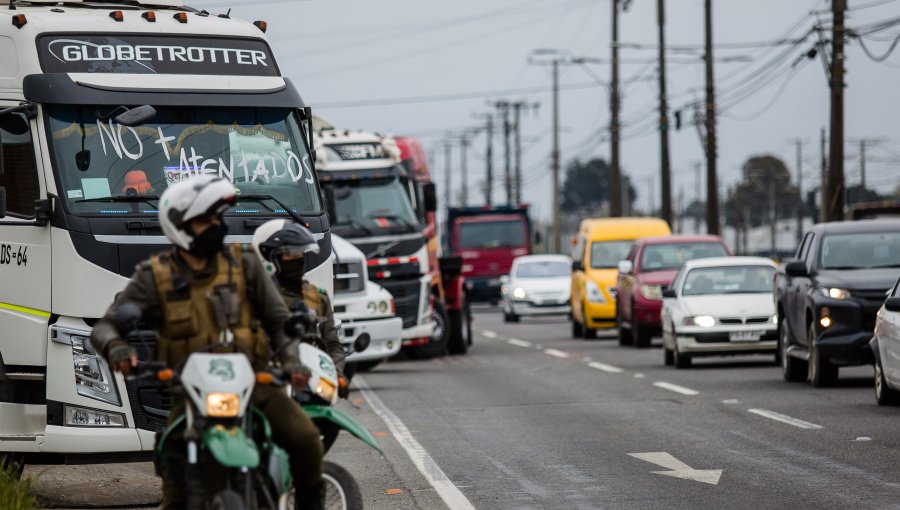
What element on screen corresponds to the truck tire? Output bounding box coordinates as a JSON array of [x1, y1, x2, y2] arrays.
[[780, 321, 807, 382], [808, 327, 838, 387], [448, 305, 469, 355], [407, 300, 448, 359], [875, 355, 900, 406]]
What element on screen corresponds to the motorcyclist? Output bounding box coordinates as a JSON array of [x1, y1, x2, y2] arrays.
[[89, 175, 325, 510], [250, 220, 346, 380]]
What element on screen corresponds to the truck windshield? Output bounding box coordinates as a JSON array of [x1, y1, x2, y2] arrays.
[[328, 175, 420, 235], [820, 232, 900, 269], [458, 220, 525, 249], [46, 105, 320, 216]]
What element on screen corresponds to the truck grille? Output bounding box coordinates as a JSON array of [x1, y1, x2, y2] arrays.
[[379, 279, 421, 329]]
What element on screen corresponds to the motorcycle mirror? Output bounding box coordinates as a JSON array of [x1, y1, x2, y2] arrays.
[[354, 333, 371, 353], [114, 302, 142, 335]]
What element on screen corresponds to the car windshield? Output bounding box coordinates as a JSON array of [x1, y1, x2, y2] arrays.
[[458, 220, 525, 249], [47, 105, 320, 216], [641, 242, 728, 271], [682, 265, 775, 296], [326, 174, 420, 236], [820, 232, 900, 269], [516, 260, 569, 278], [591, 240, 633, 269]]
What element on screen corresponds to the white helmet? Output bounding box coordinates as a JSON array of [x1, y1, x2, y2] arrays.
[[251, 219, 320, 275], [159, 175, 236, 251]]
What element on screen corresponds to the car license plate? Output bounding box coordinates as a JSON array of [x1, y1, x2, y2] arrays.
[[730, 331, 763, 342]]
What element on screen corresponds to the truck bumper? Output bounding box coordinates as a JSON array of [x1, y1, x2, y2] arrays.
[[2, 424, 152, 457], [817, 331, 875, 366], [341, 317, 404, 363]]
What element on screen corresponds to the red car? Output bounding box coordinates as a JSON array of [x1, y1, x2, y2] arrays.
[[616, 235, 731, 347]]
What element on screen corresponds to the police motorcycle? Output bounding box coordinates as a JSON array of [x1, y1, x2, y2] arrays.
[[117, 303, 380, 510]]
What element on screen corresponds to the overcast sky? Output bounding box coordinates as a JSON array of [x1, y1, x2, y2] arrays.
[[194, 0, 900, 222]]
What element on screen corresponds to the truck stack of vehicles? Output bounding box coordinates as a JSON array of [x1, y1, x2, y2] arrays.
[[499, 254, 572, 322], [774, 220, 900, 387], [616, 235, 731, 347], [0, 0, 333, 469], [446, 205, 532, 304], [315, 128, 470, 357], [570, 217, 671, 339]]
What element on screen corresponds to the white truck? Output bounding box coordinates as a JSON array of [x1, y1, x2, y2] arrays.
[[0, 0, 332, 465], [331, 234, 402, 375]]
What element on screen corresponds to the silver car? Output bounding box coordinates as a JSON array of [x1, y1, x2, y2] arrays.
[[871, 277, 900, 405]]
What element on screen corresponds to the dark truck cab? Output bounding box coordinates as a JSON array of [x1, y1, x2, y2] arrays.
[[774, 220, 900, 386]]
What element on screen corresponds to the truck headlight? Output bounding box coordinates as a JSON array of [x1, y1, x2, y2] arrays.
[[586, 281, 606, 303], [65, 405, 126, 427], [378, 301, 389, 313], [71, 335, 120, 406], [512, 287, 527, 300], [684, 315, 716, 327], [206, 392, 240, 417], [819, 288, 851, 300], [639, 284, 663, 300]]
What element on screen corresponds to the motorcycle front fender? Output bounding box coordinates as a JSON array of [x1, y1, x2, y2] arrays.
[[202, 426, 261, 469], [303, 405, 382, 452]]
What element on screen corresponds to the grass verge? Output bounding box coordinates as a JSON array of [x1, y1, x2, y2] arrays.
[[0, 458, 38, 510]]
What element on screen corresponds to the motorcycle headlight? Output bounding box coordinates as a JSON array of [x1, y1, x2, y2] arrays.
[[684, 315, 716, 328], [639, 284, 663, 300], [586, 280, 606, 303], [71, 335, 120, 406], [819, 287, 851, 300], [512, 287, 528, 300], [315, 378, 336, 402], [206, 393, 240, 417]]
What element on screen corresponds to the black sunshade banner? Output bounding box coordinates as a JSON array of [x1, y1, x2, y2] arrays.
[[37, 34, 279, 76]]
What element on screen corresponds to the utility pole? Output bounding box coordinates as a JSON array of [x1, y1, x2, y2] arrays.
[[704, 0, 720, 235], [444, 140, 452, 212], [826, 0, 846, 221], [552, 59, 561, 253], [609, 0, 623, 217], [512, 102, 524, 204], [503, 104, 512, 205], [820, 126, 827, 222], [859, 139, 866, 196], [473, 113, 494, 206], [794, 139, 804, 245], [657, 0, 672, 226], [460, 133, 470, 207]]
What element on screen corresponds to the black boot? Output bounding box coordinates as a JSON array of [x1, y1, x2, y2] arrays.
[[294, 482, 325, 510]]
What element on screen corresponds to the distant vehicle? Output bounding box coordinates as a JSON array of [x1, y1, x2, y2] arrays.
[[849, 200, 900, 220], [500, 255, 572, 322], [447, 205, 532, 303], [616, 235, 731, 347], [570, 217, 671, 339], [661, 257, 778, 368], [775, 220, 900, 387], [870, 277, 900, 405]]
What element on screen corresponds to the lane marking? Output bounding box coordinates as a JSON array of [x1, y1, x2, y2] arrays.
[[628, 452, 723, 485], [356, 376, 476, 510], [544, 348, 569, 359], [747, 409, 823, 430], [482, 330, 498, 339], [653, 382, 700, 396], [507, 338, 532, 348], [587, 361, 624, 374]]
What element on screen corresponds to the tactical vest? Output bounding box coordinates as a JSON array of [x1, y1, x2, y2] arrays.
[[149, 245, 269, 369], [281, 282, 326, 316]]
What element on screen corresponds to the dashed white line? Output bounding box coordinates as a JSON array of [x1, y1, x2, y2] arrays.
[[356, 376, 476, 510], [588, 361, 624, 374], [507, 338, 532, 348], [544, 348, 570, 359], [482, 330, 498, 339], [653, 381, 700, 396], [747, 409, 823, 430]]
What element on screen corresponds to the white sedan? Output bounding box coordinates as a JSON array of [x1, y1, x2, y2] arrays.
[[661, 256, 778, 368], [500, 254, 572, 322], [871, 277, 900, 406]]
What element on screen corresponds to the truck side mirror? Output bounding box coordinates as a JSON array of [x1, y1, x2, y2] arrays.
[[662, 288, 677, 298], [422, 182, 437, 213], [617, 260, 633, 275], [784, 260, 808, 278]]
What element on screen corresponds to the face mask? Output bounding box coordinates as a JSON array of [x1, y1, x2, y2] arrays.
[[190, 222, 228, 259], [277, 257, 306, 288]]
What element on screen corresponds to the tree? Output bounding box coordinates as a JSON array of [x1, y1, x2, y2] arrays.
[[724, 155, 800, 229], [561, 158, 636, 214]]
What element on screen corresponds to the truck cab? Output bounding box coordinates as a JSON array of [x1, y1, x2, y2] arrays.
[[0, 0, 330, 464]]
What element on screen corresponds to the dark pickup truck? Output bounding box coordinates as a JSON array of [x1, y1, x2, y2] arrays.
[[774, 220, 900, 387]]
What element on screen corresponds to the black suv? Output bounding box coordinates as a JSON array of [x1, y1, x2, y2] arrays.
[[774, 220, 900, 386]]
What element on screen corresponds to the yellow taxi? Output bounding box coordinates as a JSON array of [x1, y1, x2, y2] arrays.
[[570, 217, 671, 338]]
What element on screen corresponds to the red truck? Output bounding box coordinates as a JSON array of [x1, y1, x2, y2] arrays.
[[446, 206, 532, 303], [616, 235, 731, 347]]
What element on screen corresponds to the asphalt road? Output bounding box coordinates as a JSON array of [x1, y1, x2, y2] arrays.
[[33, 307, 900, 509]]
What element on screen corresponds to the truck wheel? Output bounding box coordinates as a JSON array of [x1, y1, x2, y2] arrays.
[[448, 307, 469, 355], [875, 356, 900, 406], [808, 328, 838, 387], [408, 300, 448, 359], [780, 322, 807, 382]]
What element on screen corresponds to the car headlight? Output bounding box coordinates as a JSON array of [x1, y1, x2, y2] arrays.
[[71, 335, 120, 406], [206, 392, 240, 417], [586, 280, 606, 303], [316, 378, 337, 402], [772, 314, 778, 325], [639, 284, 663, 300], [819, 288, 851, 300], [512, 287, 528, 300], [684, 315, 716, 327]]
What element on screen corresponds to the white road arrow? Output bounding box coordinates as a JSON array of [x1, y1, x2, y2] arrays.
[[628, 452, 723, 485]]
